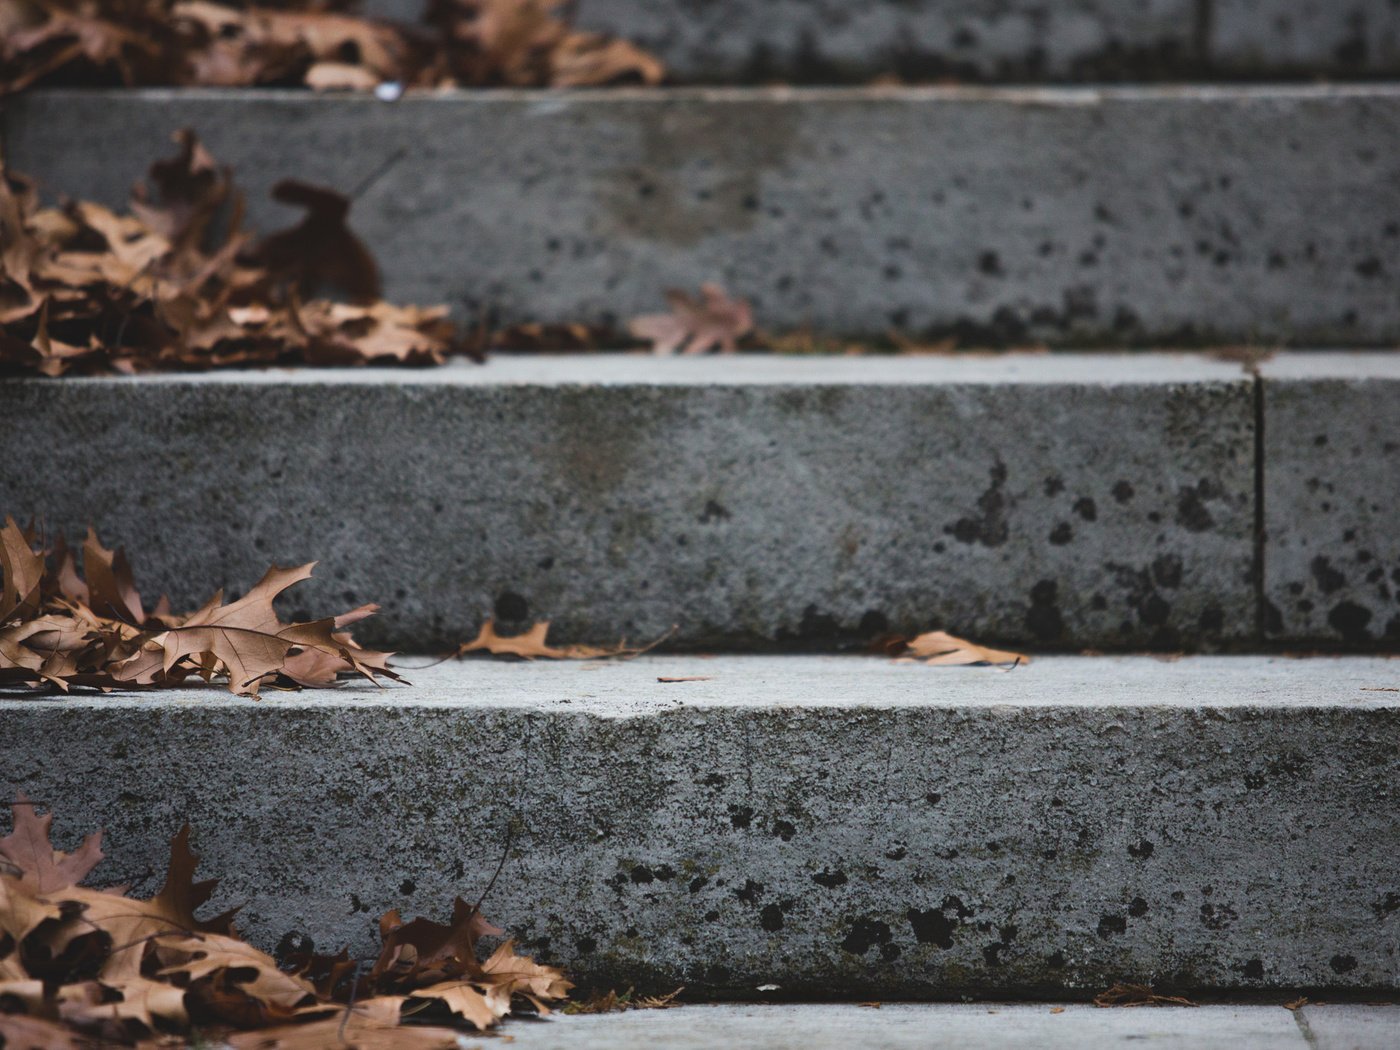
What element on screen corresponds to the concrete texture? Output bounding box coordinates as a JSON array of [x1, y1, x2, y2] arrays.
[[1303, 1004, 1400, 1049], [6, 86, 1400, 345], [496, 1003, 1380, 1050], [1213, 2, 1400, 77], [1260, 354, 1400, 647], [3, 655, 1399, 997], [0, 354, 1256, 650], [356, 0, 1400, 81]]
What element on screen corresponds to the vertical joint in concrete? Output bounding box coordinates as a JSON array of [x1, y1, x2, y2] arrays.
[[1253, 372, 1267, 641]]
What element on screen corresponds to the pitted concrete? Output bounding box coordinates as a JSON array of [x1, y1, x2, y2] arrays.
[[0, 354, 1256, 650], [493, 1003, 1365, 1050], [1213, 2, 1400, 77], [357, 0, 1400, 82], [3, 656, 1398, 997], [1260, 354, 1400, 647], [7, 86, 1400, 345]]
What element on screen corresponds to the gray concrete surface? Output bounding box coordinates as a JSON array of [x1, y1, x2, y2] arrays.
[[0, 354, 1256, 650], [1260, 354, 1400, 646], [355, 0, 1400, 82], [1304, 1003, 1400, 1049], [493, 1003, 1393, 1050], [6, 86, 1400, 344], [4, 656, 1398, 996], [1213, 2, 1400, 77]]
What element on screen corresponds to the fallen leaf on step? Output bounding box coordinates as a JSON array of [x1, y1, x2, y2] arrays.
[[0, 517, 400, 696], [564, 985, 683, 1014], [1093, 983, 1197, 1008], [657, 676, 712, 683], [629, 283, 754, 355], [0, 795, 571, 1045], [1282, 997, 1309, 1011], [455, 619, 669, 660], [883, 630, 1029, 668]]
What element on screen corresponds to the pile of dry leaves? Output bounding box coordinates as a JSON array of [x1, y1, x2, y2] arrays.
[[0, 130, 470, 374], [0, 0, 663, 93], [0, 796, 570, 1047], [0, 516, 399, 696]]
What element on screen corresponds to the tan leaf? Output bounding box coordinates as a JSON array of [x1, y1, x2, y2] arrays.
[[903, 630, 1029, 668], [454, 619, 642, 661], [0, 1012, 101, 1050], [226, 1015, 467, 1049], [0, 516, 44, 622], [629, 283, 754, 355], [0, 793, 103, 894]]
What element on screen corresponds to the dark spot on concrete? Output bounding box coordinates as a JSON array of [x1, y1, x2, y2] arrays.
[[1200, 903, 1238, 930], [773, 820, 797, 842], [1026, 579, 1064, 641], [950, 461, 1009, 547], [630, 866, 655, 884], [885, 846, 907, 861], [689, 876, 709, 894], [575, 935, 597, 954], [275, 931, 314, 964], [399, 879, 415, 895], [1112, 481, 1135, 503], [983, 924, 1018, 967], [1198, 605, 1224, 633], [1128, 839, 1155, 859], [978, 251, 1004, 277], [906, 896, 974, 949], [859, 609, 890, 635], [925, 792, 942, 806], [350, 894, 369, 914], [1242, 958, 1264, 980], [1073, 497, 1098, 522], [760, 904, 785, 932], [704, 910, 720, 922], [1152, 555, 1183, 589], [1374, 893, 1400, 917], [1176, 485, 1215, 532], [842, 918, 892, 956], [1356, 257, 1384, 279], [1046, 951, 1066, 969], [1097, 914, 1127, 939], [734, 879, 763, 905], [1311, 556, 1347, 595], [1049, 522, 1074, 545], [1140, 593, 1171, 627], [813, 869, 848, 888], [1330, 954, 1358, 974], [702, 773, 726, 788], [1128, 897, 1149, 918], [1329, 601, 1372, 642], [699, 500, 731, 524], [494, 591, 529, 621], [1044, 476, 1065, 496], [729, 805, 754, 830], [536, 556, 555, 570]]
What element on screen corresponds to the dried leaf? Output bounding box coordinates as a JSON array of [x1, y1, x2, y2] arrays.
[[629, 283, 754, 356], [1093, 983, 1198, 1008], [0, 793, 103, 893], [455, 619, 654, 661], [900, 630, 1029, 668]]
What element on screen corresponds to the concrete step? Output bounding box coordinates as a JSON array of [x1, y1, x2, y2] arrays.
[[358, 0, 1400, 83], [2, 352, 1259, 651], [6, 85, 1400, 345], [4, 655, 1397, 997], [464, 1003, 1399, 1050], [5, 352, 1397, 651]]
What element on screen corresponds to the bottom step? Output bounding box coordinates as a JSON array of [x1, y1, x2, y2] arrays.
[[502, 1003, 1394, 1050], [3, 656, 1398, 997]]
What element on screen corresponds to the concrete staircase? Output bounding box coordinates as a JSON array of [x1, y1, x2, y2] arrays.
[[2, 0, 1400, 1006]]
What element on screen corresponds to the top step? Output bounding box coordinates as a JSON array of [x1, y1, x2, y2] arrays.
[[359, 0, 1400, 82]]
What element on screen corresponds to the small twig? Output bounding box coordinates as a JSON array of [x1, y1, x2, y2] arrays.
[[338, 960, 366, 1043], [469, 824, 516, 921]]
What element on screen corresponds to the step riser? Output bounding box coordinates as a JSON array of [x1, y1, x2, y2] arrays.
[[5, 658, 1397, 996], [0, 357, 1260, 650], [7, 87, 1400, 344], [360, 0, 1400, 82]]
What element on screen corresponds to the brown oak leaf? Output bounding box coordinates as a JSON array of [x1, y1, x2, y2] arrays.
[[629, 283, 754, 355]]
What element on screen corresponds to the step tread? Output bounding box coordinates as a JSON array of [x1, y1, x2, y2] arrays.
[[8, 654, 1397, 712], [492, 1002, 1383, 1050]]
